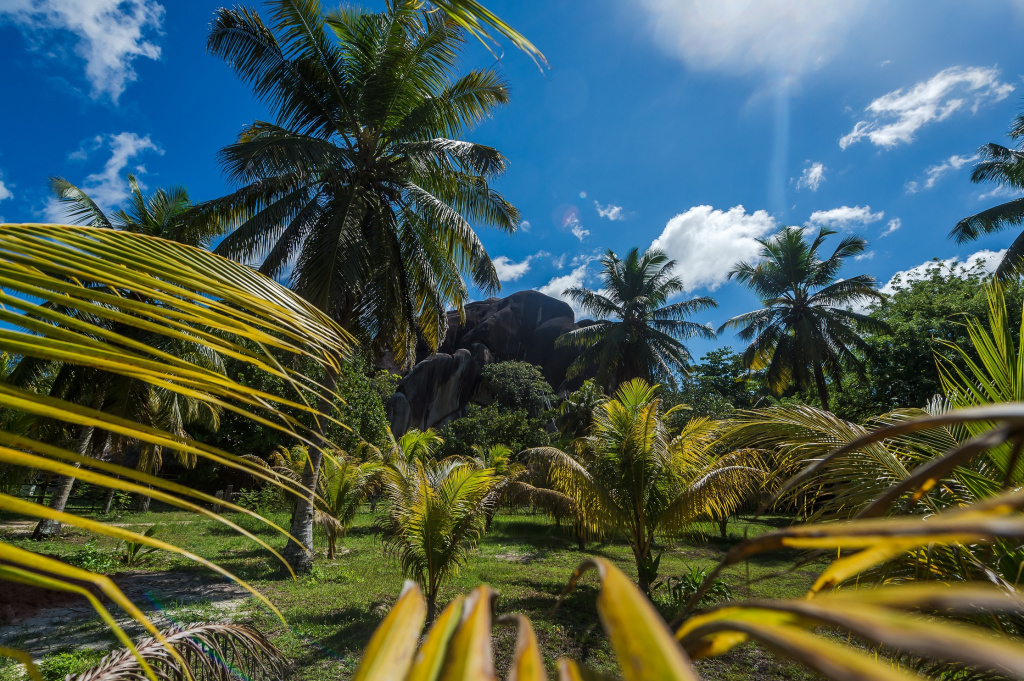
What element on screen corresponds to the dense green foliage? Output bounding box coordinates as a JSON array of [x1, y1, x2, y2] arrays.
[[477, 361, 555, 417], [831, 259, 1023, 420], [662, 348, 766, 424]]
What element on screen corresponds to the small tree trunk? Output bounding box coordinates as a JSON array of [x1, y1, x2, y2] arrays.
[[283, 370, 337, 574], [718, 516, 728, 539], [813, 363, 831, 413], [135, 491, 152, 513], [101, 487, 116, 514], [33, 416, 97, 539], [32, 467, 79, 538]]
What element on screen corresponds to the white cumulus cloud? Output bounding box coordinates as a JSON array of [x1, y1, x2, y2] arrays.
[[491, 251, 550, 283], [45, 132, 161, 222], [594, 201, 625, 220], [906, 153, 978, 193], [637, 0, 869, 75], [807, 205, 884, 231], [0, 0, 164, 103], [795, 161, 826, 192], [650, 205, 776, 291], [880, 249, 1006, 295], [880, 217, 902, 237], [536, 264, 589, 315], [840, 66, 1014, 150]]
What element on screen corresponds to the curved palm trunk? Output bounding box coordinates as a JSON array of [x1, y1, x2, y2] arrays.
[[32, 424, 95, 538], [282, 370, 338, 574]]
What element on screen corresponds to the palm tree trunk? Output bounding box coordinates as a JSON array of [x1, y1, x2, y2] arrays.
[[33, 423, 96, 538], [101, 486, 116, 514], [718, 515, 728, 539], [813, 363, 831, 413], [282, 370, 338, 574]]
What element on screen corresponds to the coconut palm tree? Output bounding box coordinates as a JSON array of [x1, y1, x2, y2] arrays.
[[49, 174, 220, 247], [200, 2, 520, 571], [556, 248, 717, 393], [531, 380, 763, 595], [315, 456, 381, 558], [555, 379, 605, 441], [950, 107, 1024, 279], [719, 226, 887, 412], [378, 456, 498, 621], [200, 1, 518, 361]]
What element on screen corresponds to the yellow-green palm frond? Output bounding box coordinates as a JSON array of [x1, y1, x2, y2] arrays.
[[379, 458, 499, 602], [397, 428, 444, 463], [0, 223, 351, 669]]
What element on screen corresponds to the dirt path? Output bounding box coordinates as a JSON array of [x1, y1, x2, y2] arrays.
[[0, 570, 253, 658]]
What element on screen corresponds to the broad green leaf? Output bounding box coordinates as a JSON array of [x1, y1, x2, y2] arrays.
[[563, 558, 699, 681], [440, 587, 498, 681], [408, 595, 467, 681], [353, 581, 427, 681]]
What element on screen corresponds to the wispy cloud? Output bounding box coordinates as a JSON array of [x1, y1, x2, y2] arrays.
[[0, 0, 164, 103], [518, 220, 531, 233], [650, 205, 776, 291], [807, 205, 884, 230], [978, 185, 1024, 202], [568, 214, 590, 241], [880, 217, 902, 237], [906, 153, 978, 193], [840, 66, 1013, 150], [45, 132, 161, 222], [594, 201, 625, 220], [795, 161, 826, 192], [0, 178, 12, 203]]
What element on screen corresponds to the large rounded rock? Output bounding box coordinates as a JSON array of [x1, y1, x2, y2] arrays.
[[386, 290, 592, 435]]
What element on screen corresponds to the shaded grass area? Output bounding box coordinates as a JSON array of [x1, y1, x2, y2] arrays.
[[3, 509, 822, 680]]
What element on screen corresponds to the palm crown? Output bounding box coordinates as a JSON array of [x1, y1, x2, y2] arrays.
[[950, 107, 1024, 279], [719, 226, 886, 412], [556, 247, 717, 391], [200, 0, 518, 366]]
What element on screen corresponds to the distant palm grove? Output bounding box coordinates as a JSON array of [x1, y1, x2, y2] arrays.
[[5, 1, 1024, 680]]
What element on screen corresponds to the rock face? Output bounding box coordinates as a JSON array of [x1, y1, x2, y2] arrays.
[[386, 290, 593, 435]]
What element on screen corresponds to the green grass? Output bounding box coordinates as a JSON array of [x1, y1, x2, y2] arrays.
[[4, 509, 822, 680]]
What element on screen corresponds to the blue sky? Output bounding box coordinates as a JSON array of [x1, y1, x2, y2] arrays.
[[2, 0, 1024, 359]]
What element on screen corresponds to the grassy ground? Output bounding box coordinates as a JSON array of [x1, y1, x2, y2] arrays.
[[2, 507, 823, 680]]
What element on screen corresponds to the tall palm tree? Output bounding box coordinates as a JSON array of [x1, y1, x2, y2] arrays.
[[531, 380, 763, 595], [719, 226, 887, 412], [950, 107, 1024, 279], [378, 457, 498, 621], [556, 248, 717, 392], [200, 2, 518, 571], [200, 1, 518, 361]]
